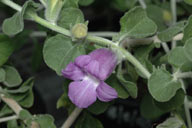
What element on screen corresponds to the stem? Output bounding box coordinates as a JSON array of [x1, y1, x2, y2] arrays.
[[138, 0, 147, 9], [180, 80, 192, 128], [61, 107, 83, 128], [89, 32, 118, 37], [0, 115, 18, 123], [171, 0, 177, 49], [0, 0, 22, 12], [0, 94, 22, 115], [175, 72, 192, 79]]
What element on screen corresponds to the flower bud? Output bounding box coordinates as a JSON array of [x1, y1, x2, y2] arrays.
[[71, 23, 88, 39]]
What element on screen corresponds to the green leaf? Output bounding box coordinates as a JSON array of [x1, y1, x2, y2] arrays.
[[158, 21, 186, 42], [168, 47, 190, 67], [58, 8, 84, 29], [156, 117, 185, 128], [184, 37, 192, 61], [117, 66, 137, 98], [63, 0, 79, 8], [154, 89, 185, 112], [183, 16, 192, 43], [3, 66, 22, 87], [19, 89, 34, 108], [2, 0, 38, 36], [120, 6, 157, 38], [0, 35, 15, 66], [148, 68, 181, 102], [75, 112, 104, 128], [7, 119, 25, 128], [106, 75, 129, 99], [5, 78, 34, 94], [43, 34, 85, 75], [79, 0, 94, 6], [0, 68, 6, 82], [0, 105, 13, 117], [140, 94, 165, 119], [19, 109, 32, 120], [184, 0, 192, 5], [31, 114, 56, 128], [87, 100, 112, 115], [146, 5, 166, 31], [110, 0, 136, 12]]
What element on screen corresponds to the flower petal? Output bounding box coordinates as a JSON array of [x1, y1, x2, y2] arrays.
[[68, 78, 98, 108], [96, 82, 118, 102], [75, 55, 91, 68], [88, 48, 117, 80], [62, 62, 85, 81]]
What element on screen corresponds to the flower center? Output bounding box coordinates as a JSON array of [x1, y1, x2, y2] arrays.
[[83, 74, 100, 89]]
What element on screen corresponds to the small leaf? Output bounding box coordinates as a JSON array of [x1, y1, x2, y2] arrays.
[[120, 6, 157, 38], [0, 105, 13, 117], [106, 75, 129, 99], [58, 8, 84, 29], [156, 117, 185, 128], [0, 35, 15, 66], [184, 0, 192, 5], [140, 94, 165, 119], [5, 78, 34, 94], [2, 0, 39, 36], [148, 68, 181, 102], [183, 16, 192, 43], [0, 68, 6, 82], [184, 37, 192, 61], [87, 100, 112, 115], [75, 112, 104, 128], [19, 109, 32, 120], [3, 66, 22, 87], [19, 89, 34, 108], [7, 119, 25, 128], [43, 34, 85, 75], [32, 114, 56, 128], [168, 47, 190, 67], [158, 21, 186, 42], [154, 89, 185, 112], [79, 0, 94, 6]]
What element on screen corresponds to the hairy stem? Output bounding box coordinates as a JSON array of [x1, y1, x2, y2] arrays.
[[138, 0, 146, 9], [61, 107, 83, 128], [0, 94, 22, 115], [176, 72, 192, 79], [0, 115, 18, 123], [171, 0, 177, 49], [180, 80, 192, 128], [0, 0, 22, 12]]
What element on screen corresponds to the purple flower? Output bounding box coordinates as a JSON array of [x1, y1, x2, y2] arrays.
[[62, 48, 118, 108]]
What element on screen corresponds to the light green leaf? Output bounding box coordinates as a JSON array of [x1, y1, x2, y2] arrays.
[[183, 16, 192, 43], [184, 37, 192, 61], [87, 100, 112, 115], [19, 109, 32, 120], [0, 68, 6, 82], [58, 8, 84, 29], [2, 0, 38, 36], [43, 34, 85, 75], [158, 21, 186, 42], [140, 94, 165, 119], [148, 69, 181, 102], [168, 47, 190, 67], [3, 66, 22, 87], [154, 89, 185, 112], [0, 105, 13, 117], [120, 6, 157, 38], [79, 0, 94, 6], [156, 117, 185, 128], [63, 0, 79, 8], [110, 0, 136, 12], [75, 112, 104, 128]]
